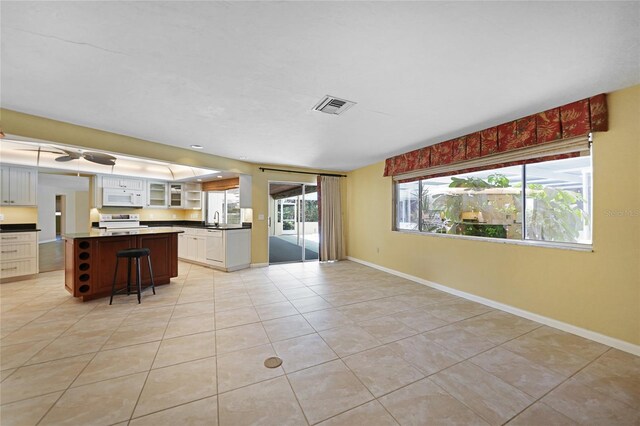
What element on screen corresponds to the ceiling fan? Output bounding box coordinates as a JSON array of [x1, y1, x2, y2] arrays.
[[22, 146, 117, 166]]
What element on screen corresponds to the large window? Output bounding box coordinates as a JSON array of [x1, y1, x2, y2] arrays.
[[206, 188, 241, 225], [395, 156, 592, 245]]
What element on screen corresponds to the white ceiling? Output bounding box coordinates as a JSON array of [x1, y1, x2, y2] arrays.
[[2, 1, 639, 171]]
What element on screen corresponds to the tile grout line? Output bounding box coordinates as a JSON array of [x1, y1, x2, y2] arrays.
[[127, 266, 187, 424], [499, 346, 616, 425], [251, 273, 311, 426]]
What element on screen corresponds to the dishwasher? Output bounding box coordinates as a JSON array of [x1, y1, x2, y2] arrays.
[[206, 229, 224, 263]]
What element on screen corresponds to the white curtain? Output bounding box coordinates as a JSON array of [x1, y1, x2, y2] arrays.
[[319, 176, 344, 261]]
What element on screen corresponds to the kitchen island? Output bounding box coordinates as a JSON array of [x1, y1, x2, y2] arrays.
[[63, 227, 181, 301]]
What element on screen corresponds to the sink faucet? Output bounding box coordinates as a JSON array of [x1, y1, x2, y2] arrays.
[[213, 211, 220, 225]]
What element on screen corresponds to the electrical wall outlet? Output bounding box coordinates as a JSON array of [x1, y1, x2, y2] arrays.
[[0, 213, 4, 221], [172, 214, 177, 219], [149, 213, 155, 219], [258, 214, 265, 220]]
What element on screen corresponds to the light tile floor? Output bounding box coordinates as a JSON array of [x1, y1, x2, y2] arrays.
[[1, 261, 639, 425]]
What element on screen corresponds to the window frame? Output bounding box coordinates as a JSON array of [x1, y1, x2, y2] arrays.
[[392, 157, 593, 252]]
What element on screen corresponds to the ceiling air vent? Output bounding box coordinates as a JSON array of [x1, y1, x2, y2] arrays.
[[313, 95, 356, 115]]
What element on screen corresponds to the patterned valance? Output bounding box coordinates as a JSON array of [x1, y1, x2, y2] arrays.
[[384, 94, 608, 177]]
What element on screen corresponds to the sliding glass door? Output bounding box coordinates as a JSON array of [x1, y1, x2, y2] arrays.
[[268, 183, 319, 264]]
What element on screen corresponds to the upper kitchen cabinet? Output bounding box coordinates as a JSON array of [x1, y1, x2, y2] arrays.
[[183, 182, 202, 210], [0, 166, 38, 206], [102, 176, 144, 190], [147, 181, 168, 208], [169, 183, 183, 208]]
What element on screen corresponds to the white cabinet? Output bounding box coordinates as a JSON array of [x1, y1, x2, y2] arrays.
[[177, 228, 206, 263], [170, 183, 202, 210], [183, 183, 202, 210], [147, 181, 168, 208], [169, 184, 183, 208], [1, 232, 38, 280], [177, 232, 187, 258], [205, 230, 224, 263], [177, 227, 251, 272], [1, 167, 38, 206], [102, 176, 144, 190]]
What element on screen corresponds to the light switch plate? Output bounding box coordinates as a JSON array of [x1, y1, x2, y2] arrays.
[[0, 213, 4, 221]]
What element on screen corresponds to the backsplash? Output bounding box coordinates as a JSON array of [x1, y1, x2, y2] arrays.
[[0, 206, 38, 224], [90, 208, 202, 223]]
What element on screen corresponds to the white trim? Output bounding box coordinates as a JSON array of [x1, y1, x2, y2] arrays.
[[394, 230, 593, 252], [251, 263, 269, 268], [38, 239, 57, 244], [347, 256, 640, 356]]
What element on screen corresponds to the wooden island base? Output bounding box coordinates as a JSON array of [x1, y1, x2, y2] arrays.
[[64, 229, 179, 301]]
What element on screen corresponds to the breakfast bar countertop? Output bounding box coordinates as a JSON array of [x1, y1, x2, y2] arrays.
[[63, 226, 183, 240]]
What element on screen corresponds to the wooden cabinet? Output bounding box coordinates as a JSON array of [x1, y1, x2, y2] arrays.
[[0, 167, 38, 206], [64, 232, 178, 301], [1, 232, 38, 280], [147, 181, 168, 207]]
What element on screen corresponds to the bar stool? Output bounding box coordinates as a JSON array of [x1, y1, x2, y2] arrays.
[[110, 248, 155, 305]]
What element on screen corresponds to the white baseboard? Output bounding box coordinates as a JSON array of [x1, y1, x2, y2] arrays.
[[347, 256, 640, 356], [251, 263, 269, 268], [39, 239, 57, 244]]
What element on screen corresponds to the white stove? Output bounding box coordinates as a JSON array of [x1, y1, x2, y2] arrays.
[[98, 214, 148, 229]]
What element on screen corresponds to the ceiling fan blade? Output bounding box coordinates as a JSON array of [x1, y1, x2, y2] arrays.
[[18, 148, 67, 155], [55, 155, 77, 162], [83, 152, 117, 166], [56, 148, 82, 159]]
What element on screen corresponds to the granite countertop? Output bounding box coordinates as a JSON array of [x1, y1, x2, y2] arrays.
[[90, 220, 252, 231], [63, 227, 183, 240], [0, 223, 41, 233], [169, 224, 252, 231]]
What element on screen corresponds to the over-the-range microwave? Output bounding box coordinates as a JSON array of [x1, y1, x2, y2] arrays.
[[103, 188, 144, 207]]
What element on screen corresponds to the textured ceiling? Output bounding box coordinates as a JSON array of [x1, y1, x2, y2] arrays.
[[2, 1, 639, 171]]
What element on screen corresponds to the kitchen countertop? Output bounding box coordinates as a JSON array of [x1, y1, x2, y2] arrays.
[[0, 223, 41, 233], [90, 220, 252, 231], [63, 227, 183, 240], [170, 224, 252, 230]]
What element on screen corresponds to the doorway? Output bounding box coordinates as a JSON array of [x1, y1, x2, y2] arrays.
[[55, 195, 65, 238], [268, 182, 319, 264]]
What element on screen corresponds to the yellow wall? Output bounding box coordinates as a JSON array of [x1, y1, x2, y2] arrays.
[[347, 84, 640, 346], [0, 206, 38, 224]]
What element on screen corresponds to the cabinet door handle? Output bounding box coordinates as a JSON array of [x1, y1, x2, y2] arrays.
[[2, 267, 18, 271], [1, 250, 18, 253], [10, 200, 15, 203]]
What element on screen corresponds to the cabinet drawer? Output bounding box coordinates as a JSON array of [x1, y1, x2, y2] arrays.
[[1, 259, 36, 279], [0, 232, 36, 244], [0, 242, 36, 260]]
